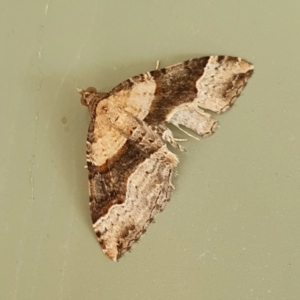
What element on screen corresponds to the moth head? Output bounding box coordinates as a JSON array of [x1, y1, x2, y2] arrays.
[[77, 87, 98, 107]]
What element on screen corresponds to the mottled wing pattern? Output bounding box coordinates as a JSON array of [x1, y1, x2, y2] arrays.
[[79, 55, 254, 261]]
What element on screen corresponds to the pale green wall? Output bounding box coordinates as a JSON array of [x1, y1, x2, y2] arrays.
[[1, 1, 299, 299]]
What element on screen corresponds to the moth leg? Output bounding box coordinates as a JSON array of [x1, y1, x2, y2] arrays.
[[161, 127, 186, 152]]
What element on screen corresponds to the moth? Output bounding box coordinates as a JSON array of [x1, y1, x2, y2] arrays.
[[79, 55, 254, 261]]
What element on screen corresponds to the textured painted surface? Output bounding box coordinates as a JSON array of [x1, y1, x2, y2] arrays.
[[1, 1, 300, 299]]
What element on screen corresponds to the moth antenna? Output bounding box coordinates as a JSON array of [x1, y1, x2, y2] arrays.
[[77, 88, 84, 95]]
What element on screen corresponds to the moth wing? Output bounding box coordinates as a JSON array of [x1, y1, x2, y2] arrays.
[[85, 99, 178, 261], [110, 55, 253, 138]]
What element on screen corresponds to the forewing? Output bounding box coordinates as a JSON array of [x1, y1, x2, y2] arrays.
[[86, 98, 178, 261]]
